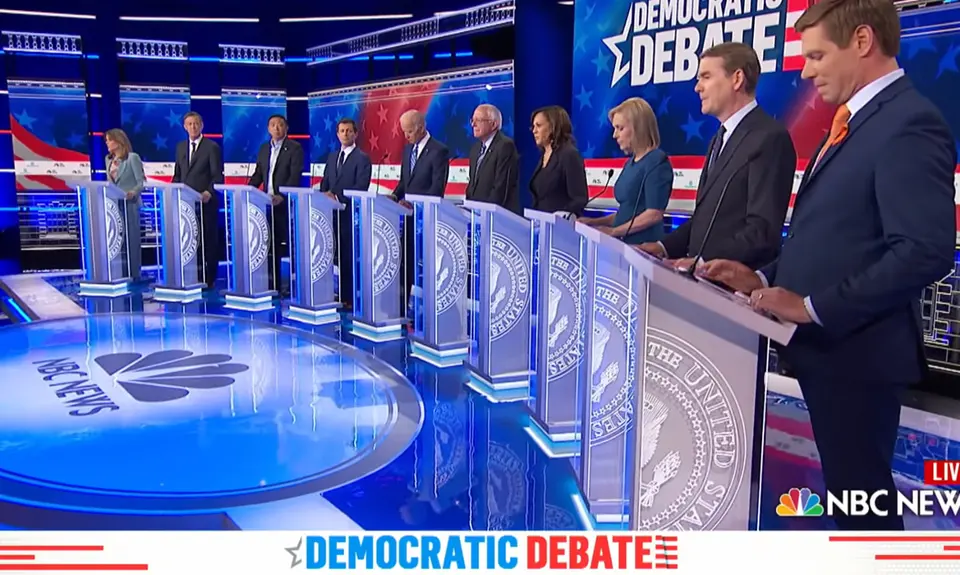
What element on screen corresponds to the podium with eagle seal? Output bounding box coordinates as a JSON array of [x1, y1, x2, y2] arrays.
[[216, 184, 277, 311], [461, 200, 533, 401], [75, 181, 133, 297], [281, 186, 343, 325], [406, 194, 471, 367], [149, 183, 205, 303], [573, 222, 796, 530]]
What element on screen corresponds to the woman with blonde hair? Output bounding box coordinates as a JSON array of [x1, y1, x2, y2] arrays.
[[580, 97, 673, 244], [104, 128, 145, 280]]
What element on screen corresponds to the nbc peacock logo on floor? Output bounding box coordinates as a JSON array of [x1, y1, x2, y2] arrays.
[[95, 350, 249, 403], [776, 487, 825, 517]]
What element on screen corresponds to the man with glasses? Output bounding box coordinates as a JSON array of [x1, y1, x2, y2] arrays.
[[465, 104, 520, 214]]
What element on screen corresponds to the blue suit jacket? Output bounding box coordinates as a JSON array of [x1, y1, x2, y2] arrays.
[[761, 76, 956, 383], [391, 137, 450, 200], [318, 147, 372, 201]]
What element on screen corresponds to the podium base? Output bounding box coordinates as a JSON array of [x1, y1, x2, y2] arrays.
[[524, 418, 581, 458], [287, 304, 341, 326], [78, 280, 131, 298], [154, 284, 204, 303], [349, 318, 405, 343], [408, 337, 468, 368], [224, 292, 277, 312], [464, 367, 531, 403]]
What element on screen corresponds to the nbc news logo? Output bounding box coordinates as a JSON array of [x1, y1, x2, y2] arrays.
[[95, 350, 249, 402]]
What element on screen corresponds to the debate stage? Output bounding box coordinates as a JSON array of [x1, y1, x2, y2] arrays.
[[0, 270, 958, 532]]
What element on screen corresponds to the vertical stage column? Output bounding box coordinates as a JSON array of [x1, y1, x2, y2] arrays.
[[75, 181, 133, 297], [282, 186, 343, 325], [216, 184, 277, 311], [524, 209, 587, 457], [407, 194, 471, 367], [345, 189, 411, 342], [149, 183, 205, 303], [462, 200, 533, 401]]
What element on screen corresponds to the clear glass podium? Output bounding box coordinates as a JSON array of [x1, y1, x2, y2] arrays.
[[282, 186, 343, 325], [75, 181, 133, 297], [216, 184, 277, 311], [149, 183, 205, 303]]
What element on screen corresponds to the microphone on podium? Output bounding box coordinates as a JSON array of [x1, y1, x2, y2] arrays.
[[586, 168, 616, 204], [682, 148, 762, 275], [375, 152, 388, 192]]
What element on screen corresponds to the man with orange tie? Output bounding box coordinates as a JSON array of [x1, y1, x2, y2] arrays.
[[699, 0, 956, 530]]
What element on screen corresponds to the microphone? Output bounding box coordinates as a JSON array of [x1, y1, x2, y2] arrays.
[[376, 151, 388, 194], [621, 157, 670, 241], [683, 148, 762, 275], [586, 168, 616, 204]]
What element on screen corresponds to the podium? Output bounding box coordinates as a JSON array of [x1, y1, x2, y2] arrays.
[[75, 181, 132, 297], [149, 183, 205, 302], [407, 194, 471, 366], [462, 200, 533, 400], [575, 223, 795, 530], [216, 184, 276, 311], [281, 187, 343, 325], [524, 209, 587, 456], [345, 189, 411, 342]]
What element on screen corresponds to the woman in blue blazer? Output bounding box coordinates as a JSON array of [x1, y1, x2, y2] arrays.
[[104, 128, 146, 280]]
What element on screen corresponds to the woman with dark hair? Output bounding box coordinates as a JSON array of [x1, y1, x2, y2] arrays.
[[528, 106, 589, 217], [104, 128, 145, 280]]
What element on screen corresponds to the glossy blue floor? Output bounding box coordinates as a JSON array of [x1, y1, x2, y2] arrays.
[[0, 271, 957, 531]]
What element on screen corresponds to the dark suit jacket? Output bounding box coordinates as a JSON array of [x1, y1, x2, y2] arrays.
[[391, 137, 450, 200], [247, 138, 304, 196], [529, 143, 589, 215], [465, 131, 520, 214], [660, 107, 796, 269], [761, 76, 956, 384], [318, 147, 373, 200], [172, 137, 224, 199]]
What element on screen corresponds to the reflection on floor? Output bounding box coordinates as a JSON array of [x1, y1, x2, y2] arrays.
[[0, 271, 957, 531]]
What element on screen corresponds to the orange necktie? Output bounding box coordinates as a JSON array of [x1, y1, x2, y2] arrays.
[[813, 104, 851, 169]]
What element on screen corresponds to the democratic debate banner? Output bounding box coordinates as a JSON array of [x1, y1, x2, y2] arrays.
[[118, 84, 191, 182], [307, 62, 515, 198], [8, 79, 91, 191], [221, 89, 287, 183], [573, 0, 960, 218]]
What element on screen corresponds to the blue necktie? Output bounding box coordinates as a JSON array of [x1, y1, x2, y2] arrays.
[[409, 145, 418, 173], [477, 143, 488, 168]]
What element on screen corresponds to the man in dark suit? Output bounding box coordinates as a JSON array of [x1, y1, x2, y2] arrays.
[[247, 114, 303, 295], [465, 104, 520, 214], [319, 118, 372, 308], [638, 42, 796, 270], [172, 111, 223, 288], [390, 109, 450, 305], [701, 0, 956, 530]]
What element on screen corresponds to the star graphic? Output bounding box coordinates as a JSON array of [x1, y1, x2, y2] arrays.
[[657, 95, 672, 116], [120, 109, 133, 125], [583, 141, 595, 158], [313, 133, 323, 149], [936, 43, 960, 78], [324, 115, 333, 131], [575, 85, 593, 110], [377, 104, 388, 124], [166, 109, 182, 127], [574, 35, 588, 54], [591, 48, 611, 76], [391, 122, 400, 138], [583, 2, 596, 21], [285, 537, 304, 568], [680, 114, 705, 142], [602, 9, 632, 88], [66, 132, 85, 148], [369, 133, 380, 150], [153, 133, 168, 150], [904, 37, 936, 60], [14, 109, 36, 130], [597, 107, 610, 129]]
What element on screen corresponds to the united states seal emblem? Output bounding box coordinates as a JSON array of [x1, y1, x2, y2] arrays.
[[372, 213, 401, 295], [635, 328, 746, 531], [489, 232, 529, 340], [546, 250, 584, 380], [247, 205, 271, 272], [434, 222, 468, 314], [309, 208, 334, 282], [588, 276, 637, 445], [104, 200, 125, 262], [178, 200, 199, 265], [482, 443, 526, 530]]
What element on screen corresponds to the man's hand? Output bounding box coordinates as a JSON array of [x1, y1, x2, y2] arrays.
[[323, 192, 337, 202], [636, 242, 665, 258], [596, 226, 615, 236], [201, 190, 212, 203], [125, 191, 137, 201], [696, 259, 764, 293], [666, 257, 696, 271], [750, 287, 813, 323], [399, 200, 413, 210], [271, 194, 284, 206]]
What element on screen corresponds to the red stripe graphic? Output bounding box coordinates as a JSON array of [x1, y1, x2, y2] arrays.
[[875, 555, 960, 561], [0, 555, 34, 560], [831, 536, 960, 542], [0, 547, 102, 552], [0, 564, 148, 571]]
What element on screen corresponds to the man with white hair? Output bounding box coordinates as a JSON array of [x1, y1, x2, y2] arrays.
[[465, 104, 520, 214], [390, 109, 450, 206]]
